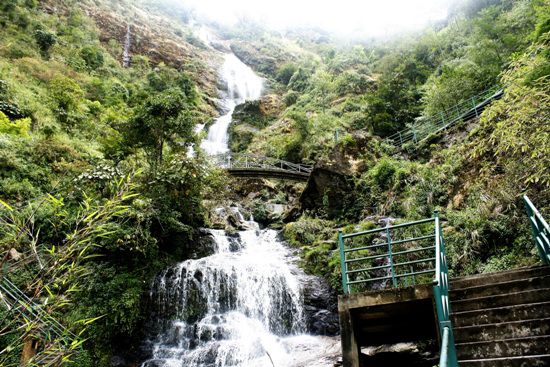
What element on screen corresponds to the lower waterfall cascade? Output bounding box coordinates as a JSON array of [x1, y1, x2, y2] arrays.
[[140, 214, 340, 367]]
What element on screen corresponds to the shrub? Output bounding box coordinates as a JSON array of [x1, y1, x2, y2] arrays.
[[276, 63, 297, 85], [282, 90, 299, 106], [0, 112, 30, 136], [80, 45, 105, 70], [50, 76, 84, 108], [34, 29, 57, 55], [369, 158, 398, 190]]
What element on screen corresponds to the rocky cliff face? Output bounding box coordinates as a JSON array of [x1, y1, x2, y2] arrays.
[[42, 0, 221, 114]]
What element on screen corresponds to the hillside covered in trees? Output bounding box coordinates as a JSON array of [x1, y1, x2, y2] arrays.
[[0, 0, 548, 365]]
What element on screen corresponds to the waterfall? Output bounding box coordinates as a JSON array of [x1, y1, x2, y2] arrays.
[[200, 54, 264, 155], [141, 223, 338, 367], [123, 24, 131, 68]]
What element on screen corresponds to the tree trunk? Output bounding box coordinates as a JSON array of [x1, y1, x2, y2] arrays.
[[20, 337, 40, 365]]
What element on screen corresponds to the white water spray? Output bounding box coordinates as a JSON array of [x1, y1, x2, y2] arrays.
[[200, 54, 263, 155], [123, 24, 131, 68], [141, 225, 338, 367]]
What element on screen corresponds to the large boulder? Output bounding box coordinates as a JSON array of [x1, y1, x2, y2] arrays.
[[229, 95, 281, 152], [301, 275, 340, 336], [299, 167, 353, 218]]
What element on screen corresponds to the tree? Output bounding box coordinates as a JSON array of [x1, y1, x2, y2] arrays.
[[80, 45, 104, 70], [124, 89, 195, 167], [34, 29, 56, 58], [276, 63, 297, 85], [49, 76, 84, 126]]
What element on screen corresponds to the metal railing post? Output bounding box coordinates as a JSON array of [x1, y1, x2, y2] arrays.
[[386, 227, 398, 287], [523, 195, 550, 265], [338, 230, 349, 294]]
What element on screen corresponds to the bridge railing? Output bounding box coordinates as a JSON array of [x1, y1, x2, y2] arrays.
[[212, 153, 313, 175], [523, 195, 550, 265], [387, 87, 503, 148], [338, 212, 458, 366]]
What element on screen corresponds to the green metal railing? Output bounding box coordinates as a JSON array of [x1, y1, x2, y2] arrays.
[[387, 87, 503, 148], [523, 195, 550, 265], [338, 216, 438, 293], [338, 212, 458, 366], [213, 153, 313, 175], [0, 277, 74, 345], [433, 212, 458, 366]]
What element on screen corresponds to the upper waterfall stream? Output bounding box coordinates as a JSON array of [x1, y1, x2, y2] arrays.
[[200, 54, 263, 155]]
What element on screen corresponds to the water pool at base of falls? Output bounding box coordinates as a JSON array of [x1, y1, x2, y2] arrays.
[[141, 225, 339, 367]]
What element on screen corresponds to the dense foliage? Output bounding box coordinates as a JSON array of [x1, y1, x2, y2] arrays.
[[224, 0, 550, 282], [0, 0, 549, 365], [0, 0, 226, 365]]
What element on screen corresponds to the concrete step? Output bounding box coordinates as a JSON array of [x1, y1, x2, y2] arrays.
[[451, 266, 550, 290], [456, 335, 550, 359], [459, 354, 550, 366], [451, 288, 550, 312], [454, 318, 550, 343], [450, 275, 550, 300], [451, 301, 550, 327]]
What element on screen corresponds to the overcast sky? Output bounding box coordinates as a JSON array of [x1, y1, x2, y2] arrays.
[[184, 0, 455, 37]]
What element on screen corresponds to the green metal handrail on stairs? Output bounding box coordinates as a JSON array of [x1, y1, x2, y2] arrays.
[[387, 87, 503, 148], [433, 212, 458, 366], [523, 195, 550, 265], [338, 212, 458, 366]]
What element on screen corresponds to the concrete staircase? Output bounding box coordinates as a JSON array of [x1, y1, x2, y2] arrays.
[[450, 265, 550, 366]]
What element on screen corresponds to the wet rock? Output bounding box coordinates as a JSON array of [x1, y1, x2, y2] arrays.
[[300, 167, 353, 218], [110, 356, 126, 367], [310, 309, 340, 335], [360, 342, 438, 367], [283, 206, 302, 223], [9, 248, 22, 261], [193, 228, 218, 259], [302, 276, 339, 336]]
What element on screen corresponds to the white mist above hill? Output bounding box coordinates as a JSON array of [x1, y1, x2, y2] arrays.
[[182, 0, 453, 38]]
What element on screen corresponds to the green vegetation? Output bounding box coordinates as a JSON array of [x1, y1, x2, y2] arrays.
[[0, 0, 224, 365], [225, 0, 550, 283], [0, 0, 549, 364]]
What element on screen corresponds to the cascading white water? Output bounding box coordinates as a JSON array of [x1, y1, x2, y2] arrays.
[[200, 54, 264, 155], [141, 222, 338, 367], [123, 24, 131, 68]]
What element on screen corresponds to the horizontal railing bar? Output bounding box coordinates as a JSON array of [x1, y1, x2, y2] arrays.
[[344, 245, 435, 263], [341, 218, 435, 239], [387, 87, 502, 147], [345, 253, 388, 263], [394, 268, 435, 278], [394, 257, 436, 267], [346, 264, 392, 274], [344, 234, 436, 253], [393, 246, 436, 256], [347, 275, 393, 284], [344, 242, 387, 253], [1, 279, 73, 338], [383, 234, 436, 247]]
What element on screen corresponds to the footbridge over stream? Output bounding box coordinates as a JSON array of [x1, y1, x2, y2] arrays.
[[212, 153, 313, 181], [337, 195, 550, 367]]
